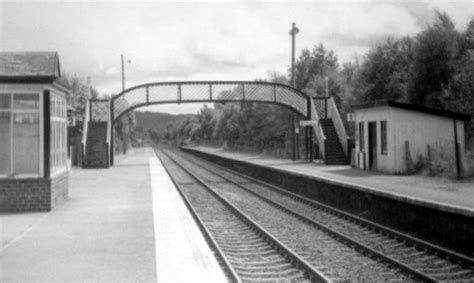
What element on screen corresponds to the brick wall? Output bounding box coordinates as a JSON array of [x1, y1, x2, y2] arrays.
[[0, 172, 68, 212], [51, 172, 69, 208]]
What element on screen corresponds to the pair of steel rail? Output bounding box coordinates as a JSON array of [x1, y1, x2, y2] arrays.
[[157, 148, 474, 282]]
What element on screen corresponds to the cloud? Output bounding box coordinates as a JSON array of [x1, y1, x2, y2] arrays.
[[2, 0, 473, 112], [324, 32, 392, 48], [321, 2, 419, 45], [390, 0, 474, 29]]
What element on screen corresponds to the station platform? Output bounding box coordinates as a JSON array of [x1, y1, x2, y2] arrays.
[[0, 147, 226, 282], [186, 146, 474, 216]]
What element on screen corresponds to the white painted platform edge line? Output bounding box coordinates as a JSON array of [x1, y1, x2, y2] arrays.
[[149, 156, 162, 283], [148, 154, 228, 283], [0, 213, 50, 255]]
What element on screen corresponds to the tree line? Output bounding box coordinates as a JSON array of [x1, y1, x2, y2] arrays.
[[159, 11, 474, 157]]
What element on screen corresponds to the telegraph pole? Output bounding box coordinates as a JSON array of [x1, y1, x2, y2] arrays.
[[121, 54, 131, 91], [290, 22, 299, 161], [121, 54, 125, 91]]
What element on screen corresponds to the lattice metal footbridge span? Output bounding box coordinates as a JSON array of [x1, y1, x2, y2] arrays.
[[82, 81, 346, 167]]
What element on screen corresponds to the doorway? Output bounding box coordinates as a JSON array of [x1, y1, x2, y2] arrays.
[[368, 121, 377, 169]]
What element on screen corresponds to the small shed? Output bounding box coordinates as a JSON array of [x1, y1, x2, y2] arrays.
[[352, 100, 471, 176], [0, 52, 70, 212]]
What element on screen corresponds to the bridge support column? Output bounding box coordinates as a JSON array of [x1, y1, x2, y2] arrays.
[[110, 104, 114, 166], [293, 115, 300, 161], [110, 125, 114, 166], [305, 127, 309, 161]]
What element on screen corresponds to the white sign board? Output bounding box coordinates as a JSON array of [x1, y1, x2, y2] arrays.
[[347, 112, 355, 122], [67, 116, 76, 126], [299, 120, 316, 127]]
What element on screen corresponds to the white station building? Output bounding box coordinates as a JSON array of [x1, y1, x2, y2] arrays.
[[352, 100, 471, 176]]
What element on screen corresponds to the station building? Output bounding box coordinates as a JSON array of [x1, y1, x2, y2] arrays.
[[353, 100, 471, 176], [0, 52, 70, 212]]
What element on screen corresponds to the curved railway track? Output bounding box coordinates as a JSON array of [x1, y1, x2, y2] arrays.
[[155, 150, 329, 283], [167, 148, 474, 282]]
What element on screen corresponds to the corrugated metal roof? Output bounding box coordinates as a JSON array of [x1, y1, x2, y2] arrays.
[[0, 51, 60, 77]]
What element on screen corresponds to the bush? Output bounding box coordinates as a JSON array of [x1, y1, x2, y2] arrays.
[[429, 147, 454, 176], [415, 144, 456, 177]]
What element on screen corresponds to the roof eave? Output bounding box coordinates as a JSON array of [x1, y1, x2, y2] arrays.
[[0, 76, 57, 84], [353, 100, 471, 122]]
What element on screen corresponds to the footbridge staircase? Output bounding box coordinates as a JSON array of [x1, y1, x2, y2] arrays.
[[302, 96, 349, 165], [81, 81, 349, 168]]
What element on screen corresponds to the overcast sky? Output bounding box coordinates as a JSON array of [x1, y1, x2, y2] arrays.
[[1, 0, 473, 114]]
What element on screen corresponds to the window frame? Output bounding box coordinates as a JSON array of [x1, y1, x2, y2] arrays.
[[380, 120, 388, 155], [50, 90, 68, 177], [359, 121, 365, 152], [0, 93, 12, 177], [0, 91, 43, 178]]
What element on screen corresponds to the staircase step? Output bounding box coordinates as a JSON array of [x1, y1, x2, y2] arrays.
[[319, 118, 348, 165], [84, 121, 109, 168]]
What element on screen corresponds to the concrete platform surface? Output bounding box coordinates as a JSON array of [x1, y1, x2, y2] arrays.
[[0, 147, 226, 282], [189, 146, 474, 216]]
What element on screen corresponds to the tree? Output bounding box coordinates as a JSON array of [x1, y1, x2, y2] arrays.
[[60, 74, 100, 152], [294, 43, 338, 95], [446, 18, 474, 141], [354, 37, 413, 103], [61, 75, 99, 120], [408, 11, 461, 108], [196, 105, 215, 140], [114, 111, 136, 154]]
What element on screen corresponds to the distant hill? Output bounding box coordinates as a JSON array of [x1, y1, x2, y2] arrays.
[[135, 111, 196, 136]]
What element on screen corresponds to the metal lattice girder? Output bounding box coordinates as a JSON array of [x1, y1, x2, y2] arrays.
[[110, 81, 310, 122]]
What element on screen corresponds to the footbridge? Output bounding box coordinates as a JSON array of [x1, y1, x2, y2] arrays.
[[81, 81, 348, 167]]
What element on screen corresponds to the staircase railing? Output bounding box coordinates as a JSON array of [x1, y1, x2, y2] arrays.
[[327, 96, 348, 157], [105, 100, 111, 167], [81, 100, 90, 166], [309, 97, 326, 161]]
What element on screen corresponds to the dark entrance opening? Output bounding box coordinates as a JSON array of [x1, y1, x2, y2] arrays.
[[368, 121, 377, 169]]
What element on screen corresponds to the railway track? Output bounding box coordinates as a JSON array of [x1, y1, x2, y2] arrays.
[[159, 149, 418, 282], [155, 150, 329, 283], [170, 148, 474, 282]]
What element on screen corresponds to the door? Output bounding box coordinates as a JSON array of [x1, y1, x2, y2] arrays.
[[368, 121, 377, 169]]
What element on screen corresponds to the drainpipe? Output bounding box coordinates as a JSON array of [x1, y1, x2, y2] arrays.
[[453, 119, 461, 179]]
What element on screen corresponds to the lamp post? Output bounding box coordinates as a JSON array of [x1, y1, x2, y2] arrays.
[[289, 22, 299, 161], [116, 54, 131, 164], [121, 54, 131, 91], [290, 23, 299, 87]]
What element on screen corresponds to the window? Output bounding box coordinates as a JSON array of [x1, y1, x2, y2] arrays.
[[359, 122, 364, 151], [0, 94, 11, 175], [381, 120, 387, 155], [0, 93, 41, 177], [50, 92, 68, 176]]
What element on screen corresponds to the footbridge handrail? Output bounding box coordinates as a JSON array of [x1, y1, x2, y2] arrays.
[[309, 97, 326, 161], [327, 96, 348, 157], [86, 80, 316, 167], [81, 99, 90, 162], [109, 81, 311, 123]]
